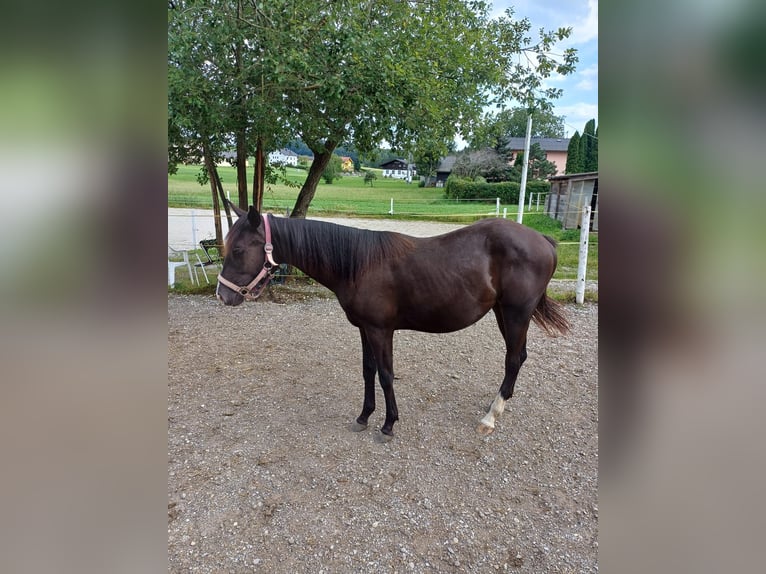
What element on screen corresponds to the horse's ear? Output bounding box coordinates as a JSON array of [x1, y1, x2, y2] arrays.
[[228, 200, 247, 218], [247, 205, 261, 229]]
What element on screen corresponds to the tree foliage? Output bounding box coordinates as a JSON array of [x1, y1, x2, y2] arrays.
[[579, 119, 598, 172], [511, 143, 558, 181], [321, 155, 343, 184], [414, 138, 455, 186], [363, 170, 377, 187], [168, 1, 578, 218], [452, 148, 513, 182], [565, 131, 582, 174]]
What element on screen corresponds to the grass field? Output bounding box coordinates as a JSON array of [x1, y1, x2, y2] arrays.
[[169, 164, 597, 288], [169, 164, 548, 221]]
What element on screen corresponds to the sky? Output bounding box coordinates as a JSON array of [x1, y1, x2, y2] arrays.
[[484, 0, 598, 139]]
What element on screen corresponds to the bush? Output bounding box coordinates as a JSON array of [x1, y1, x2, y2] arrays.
[[444, 176, 519, 203], [322, 155, 343, 184], [443, 176, 550, 204], [525, 180, 551, 197], [363, 169, 377, 187]]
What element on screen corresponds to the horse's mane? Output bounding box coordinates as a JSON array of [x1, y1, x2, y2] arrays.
[[276, 217, 415, 282]]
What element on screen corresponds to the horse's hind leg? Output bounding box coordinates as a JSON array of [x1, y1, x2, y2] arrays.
[[350, 329, 377, 432], [360, 326, 398, 441], [477, 305, 531, 435]]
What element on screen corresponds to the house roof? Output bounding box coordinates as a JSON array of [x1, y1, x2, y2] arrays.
[[436, 155, 457, 173], [268, 148, 297, 157], [379, 158, 410, 168], [503, 137, 570, 152]]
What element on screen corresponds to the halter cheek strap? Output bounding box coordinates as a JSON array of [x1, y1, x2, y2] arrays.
[[216, 214, 280, 301]]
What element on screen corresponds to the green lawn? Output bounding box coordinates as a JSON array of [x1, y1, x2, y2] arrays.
[[169, 164, 544, 222], [169, 164, 597, 284]]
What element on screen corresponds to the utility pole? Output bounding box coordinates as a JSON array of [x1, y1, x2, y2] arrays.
[[516, 113, 533, 224]]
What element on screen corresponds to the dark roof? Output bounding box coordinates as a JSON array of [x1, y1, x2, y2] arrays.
[[379, 158, 410, 168], [435, 155, 457, 173], [503, 137, 570, 152], [271, 148, 297, 156]]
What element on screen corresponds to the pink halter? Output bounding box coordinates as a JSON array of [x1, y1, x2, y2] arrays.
[[216, 214, 279, 301]]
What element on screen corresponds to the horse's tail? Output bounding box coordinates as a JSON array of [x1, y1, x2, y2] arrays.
[[532, 235, 570, 336], [532, 293, 570, 336]]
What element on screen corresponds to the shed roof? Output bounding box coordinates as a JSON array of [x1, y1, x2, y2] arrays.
[[548, 171, 598, 181], [435, 155, 457, 173]]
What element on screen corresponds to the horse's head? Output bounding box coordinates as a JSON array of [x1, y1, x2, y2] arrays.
[[216, 203, 276, 306]]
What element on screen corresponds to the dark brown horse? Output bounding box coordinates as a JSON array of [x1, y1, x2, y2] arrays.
[[217, 204, 569, 441]]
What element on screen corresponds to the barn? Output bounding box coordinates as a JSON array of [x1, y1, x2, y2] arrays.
[[545, 172, 598, 231]]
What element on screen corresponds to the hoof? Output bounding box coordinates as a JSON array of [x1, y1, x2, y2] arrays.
[[374, 430, 394, 444], [349, 420, 368, 433], [476, 423, 495, 436]]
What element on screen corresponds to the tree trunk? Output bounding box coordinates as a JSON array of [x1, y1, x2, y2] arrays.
[[236, 129, 248, 209], [212, 167, 232, 228], [290, 141, 337, 218], [202, 143, 224, 247], [252, 136, 265, 212], [233, 0, 249, 210]]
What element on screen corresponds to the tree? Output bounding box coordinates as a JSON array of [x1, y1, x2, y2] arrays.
[[363, 170, 377, 187], [414, 138, 455, 187], [565, 131, 582, 173], [579, 119, 598, 172], [168, 1, 578, 219], [511, 143, 558, 180], [452, 148, 513, 182], [591, 126, 599, 171], [168, 3, 238, 246], [321, 155, 342, 184], [281, 0, 509, 218]]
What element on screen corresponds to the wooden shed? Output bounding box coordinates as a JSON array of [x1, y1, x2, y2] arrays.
[[545, 172, 598, 231]]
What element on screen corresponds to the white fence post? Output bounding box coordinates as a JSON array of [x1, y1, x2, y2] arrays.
[[528, 192, 533, 211], [496, 197, 500, 216], [191, 210, 197, 248], [502, 207, 507, 219], [576, 205, 591, 305], [389, 198, 394, 215]]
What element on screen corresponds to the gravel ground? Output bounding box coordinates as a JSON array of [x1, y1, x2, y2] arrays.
[[168, 288, 598, 573]]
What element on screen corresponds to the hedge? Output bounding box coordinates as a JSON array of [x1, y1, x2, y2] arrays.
[[444, 176, 550, 203]]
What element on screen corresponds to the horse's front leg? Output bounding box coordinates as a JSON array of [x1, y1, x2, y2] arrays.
[[350, 329, 377, 432], [363, 327, 398, 442]]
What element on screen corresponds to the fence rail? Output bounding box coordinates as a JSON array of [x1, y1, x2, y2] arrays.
[[169, 205, 597, 299]]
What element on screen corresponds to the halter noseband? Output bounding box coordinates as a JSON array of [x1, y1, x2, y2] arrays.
[[216, 214, 279, 301]]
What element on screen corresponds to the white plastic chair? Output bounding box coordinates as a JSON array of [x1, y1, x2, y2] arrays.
[[168, 246, 208, 286]]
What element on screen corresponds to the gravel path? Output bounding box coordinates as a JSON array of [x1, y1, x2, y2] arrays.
[[168, 291, 598, 573]]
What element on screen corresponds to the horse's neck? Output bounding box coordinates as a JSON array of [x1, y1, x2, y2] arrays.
[[271, 217, 343, 292]]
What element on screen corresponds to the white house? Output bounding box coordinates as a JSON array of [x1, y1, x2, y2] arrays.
[[379, 158, 416, 181], [268, 148, 299, 166]]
